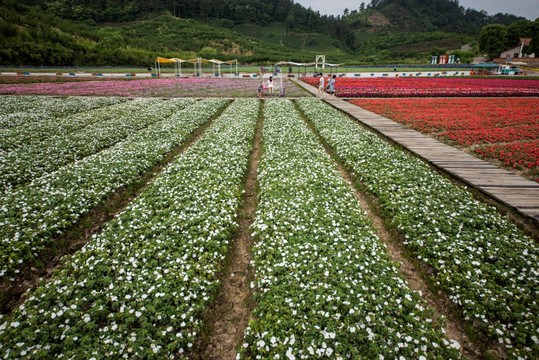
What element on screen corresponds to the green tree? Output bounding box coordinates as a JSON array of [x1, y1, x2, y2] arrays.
[[529, 35, 539, 55], [506, 19, 533, 47], [97, 28, 124, 49], [199, 46, 217, 59], [479, 24, 507, 59]]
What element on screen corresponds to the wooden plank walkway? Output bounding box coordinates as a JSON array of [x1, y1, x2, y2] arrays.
[[290, 78, 539, 222]]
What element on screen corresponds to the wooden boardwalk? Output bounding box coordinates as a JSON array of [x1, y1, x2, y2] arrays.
[[290, 78, 539, 222]]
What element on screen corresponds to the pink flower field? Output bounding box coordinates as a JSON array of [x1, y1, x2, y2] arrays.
[[0, 78, 309, 97]]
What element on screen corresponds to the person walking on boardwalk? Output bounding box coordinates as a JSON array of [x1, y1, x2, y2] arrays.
[[317, 74, 325, 98], [326, 74, 336, 98]]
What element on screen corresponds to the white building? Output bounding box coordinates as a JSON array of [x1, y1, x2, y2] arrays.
[[500, 38, 535, 59]]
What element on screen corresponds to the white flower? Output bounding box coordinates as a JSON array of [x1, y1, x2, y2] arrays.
[[286, 348, 295, 360], [326, 348, 333, 356]]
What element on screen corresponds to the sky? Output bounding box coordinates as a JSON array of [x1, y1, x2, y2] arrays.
[[295, 0, 539, 21]]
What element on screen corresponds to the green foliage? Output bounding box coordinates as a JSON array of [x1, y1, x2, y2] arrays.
[[368, 0, 523, 33], [477, 18, 538, 59], [506, 19, 536, 46], [97, 28, 124, 49], [530, 34, 539, 55], [1, 0, 533, 66], [355, 31, 474, 63], [449, 49, 476, 64], [479, 24, 508, 59]]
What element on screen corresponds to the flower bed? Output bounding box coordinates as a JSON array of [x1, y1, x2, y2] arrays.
[[0, 96, 125, 129], [0, 78, 309, 98], [1, 98, 135, 152], [239, 99, 461, 359], [475, 140, 539, 170], [0, 99, 259, 358], [0, 98, 193, 193], [297, 98, 539, 359], [0, 75, 130, 84], [350, 98, 539, 180], [0, 99, 226, 281], [300, 77, 539, 97]]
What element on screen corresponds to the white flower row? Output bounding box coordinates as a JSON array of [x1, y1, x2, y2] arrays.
[[239, 99, 461, 359], [0, 97, 130, 152], [0, 98, 260, 359], [297, 97, 539, 359], [0, 96, 125, 130], [0, 99, 226, 281], [0, 98, 195, 193]]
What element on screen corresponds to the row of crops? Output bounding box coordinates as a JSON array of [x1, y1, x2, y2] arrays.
[[0, 97, 227, 279], [0, 96, 537, 359]]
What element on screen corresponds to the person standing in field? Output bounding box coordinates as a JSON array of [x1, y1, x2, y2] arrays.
[[317, 74, 325, 98], [267, 76, 275, 94], [326, 74, 336, 98]]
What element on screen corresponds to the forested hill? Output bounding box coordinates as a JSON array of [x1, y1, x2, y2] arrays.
[[1, 0, 530, 66], [22, 0, 522, 35], [366, 0, 522, 33]]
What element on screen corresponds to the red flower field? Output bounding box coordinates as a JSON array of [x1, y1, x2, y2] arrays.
[[300, 77, 539, 97], [350, 98, 539, 180]]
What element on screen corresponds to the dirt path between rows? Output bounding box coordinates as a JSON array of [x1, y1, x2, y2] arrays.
[[191, 104, 262, 360], [296, 102, 483, 360], [0, 102, 229, 315]]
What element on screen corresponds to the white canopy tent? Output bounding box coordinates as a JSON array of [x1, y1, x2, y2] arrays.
[[155, 57, 238, 77], [208, 59, 238, 77], [274, 61, 345, 75]]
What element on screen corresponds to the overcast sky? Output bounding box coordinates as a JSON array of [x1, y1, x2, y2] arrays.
[[296, 0, 539, 21]]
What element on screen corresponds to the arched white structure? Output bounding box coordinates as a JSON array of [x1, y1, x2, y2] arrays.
[[316, 55, 326, 70]]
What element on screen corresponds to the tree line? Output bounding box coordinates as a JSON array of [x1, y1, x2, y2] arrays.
[[3, 0, 537, 67], [21, 0, 524, 49], [368, 0, 521, 33], [479, 19, 539, 59], [20, 0, 354, 47]]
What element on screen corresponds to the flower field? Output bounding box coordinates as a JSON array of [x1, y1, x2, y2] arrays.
[[297, 98, 538, 359], [0, 98, 259, 358], [0, 96, 537, 359], [350, 98, 539, 180], [239, 99, 461, 359], [0, 96, 126, 129], [0, 97, 227, 280], [0, 75, 129, 85], [0, 78, 309, 98], [0, 98, 191, 192], [300, 77, 539, 97]]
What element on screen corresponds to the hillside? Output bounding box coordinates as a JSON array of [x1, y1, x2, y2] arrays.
[[0, 0, 530, 66], [0, 1, 347, 66], [367, 0, 522, 33]]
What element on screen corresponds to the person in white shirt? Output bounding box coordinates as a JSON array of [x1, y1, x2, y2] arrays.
[[267, 76, 275, 94], [317, 74, 325, 98]]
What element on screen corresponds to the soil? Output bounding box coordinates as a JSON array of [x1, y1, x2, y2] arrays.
[[191, 104, 262, 360], [0, 105, 225, 315], [368, 12, 391, 27]]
